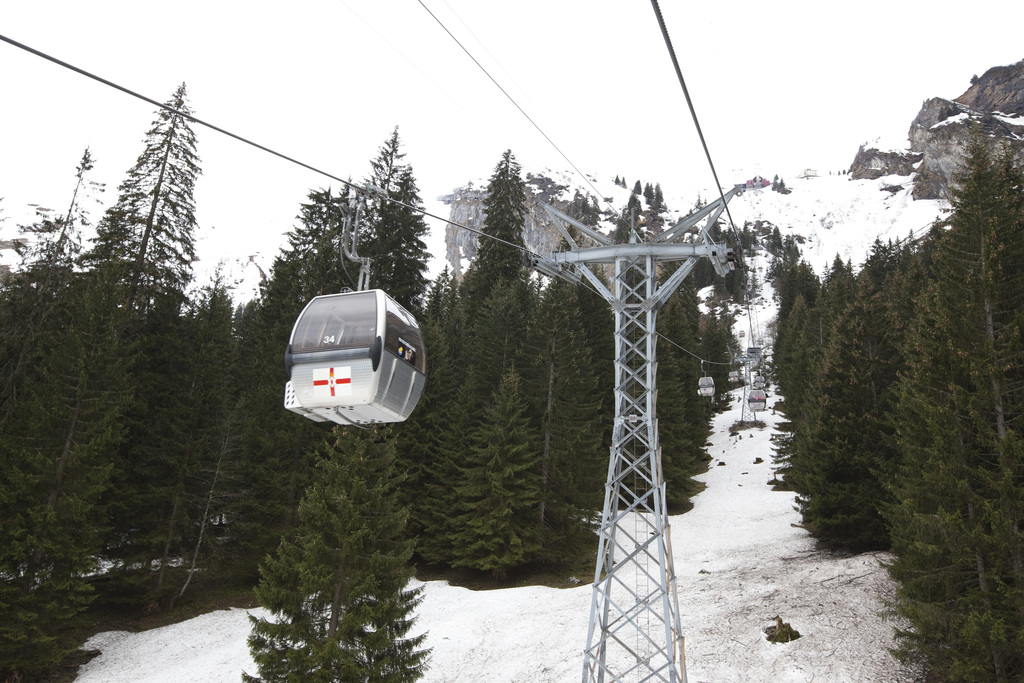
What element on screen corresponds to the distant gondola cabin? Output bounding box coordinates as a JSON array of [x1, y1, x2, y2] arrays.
[[748, 389, 767, 412], [284, 290, 426, 425]]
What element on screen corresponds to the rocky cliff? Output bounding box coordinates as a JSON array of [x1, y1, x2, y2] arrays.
[[849, 147, 922, 180], [956, 61, 1024, 116], [851, 59, 1024, 200], [441, 172, 603, 279]]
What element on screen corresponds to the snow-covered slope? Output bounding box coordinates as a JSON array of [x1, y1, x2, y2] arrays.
[[727, 173, 945, 274]]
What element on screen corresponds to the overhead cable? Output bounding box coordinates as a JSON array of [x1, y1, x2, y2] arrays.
[[648, 0, 744, 250], [0, 32, 534, 259], [414, 0, 620, 219], [3, 31, 734, 369]]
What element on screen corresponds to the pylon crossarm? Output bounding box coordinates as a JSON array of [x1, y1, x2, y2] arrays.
[[541, 203, 611, 247], [651, 259, 697, 310], [656, 183, 743, 243], [552, 242, 718, 264], [575, 263, 615, 301], [697, 204, 727, 246], [532, 256, 581, 284]]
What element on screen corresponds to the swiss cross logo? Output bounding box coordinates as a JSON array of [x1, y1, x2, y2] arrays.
[[312, 367, 351, 397]]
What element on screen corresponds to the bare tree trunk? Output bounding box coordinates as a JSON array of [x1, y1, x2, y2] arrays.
[[328, 554, 349, 639], [155, 496, 181, 595], [539, 339, 556, 528], [981, 241, 1024, 614], [170, 432, 229, 609], [967, 495, 1008, 682], [47, 398, 81, 508]]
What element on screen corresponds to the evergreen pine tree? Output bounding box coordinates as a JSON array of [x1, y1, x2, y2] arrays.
[[573, 276, 616, 482], [698, 309, 734, 413], [885, 136, 1024, 681], [770, 292, 818, 473], [795, 260, 912, 550], [427, 273, 539, 568], [0, 151, 126, 680], [461, 276, 537, 406], [654, 183, 666, 213], [98, 287, 206, 603], [233, 188, 349, 563], [785, 257, 854, 507], [360, 128, 430, 314], [71, 85, 207, 603], [461, 149, 528, 307], [613, 194, 644, 243], [162, 275, 239, 605], [656, 290, 713, 511], [440, 151, 538, 575], [1, 148, 102, 420], [0, 277, 126, 680], [394, 269, 468, 564], [246, 428, 428, 682], [771, 257, 824, 490], [524, 278, 605, 562], [450, 371, 541, 579], [772, 258, 819, 331], [83, 83, 200, 312]]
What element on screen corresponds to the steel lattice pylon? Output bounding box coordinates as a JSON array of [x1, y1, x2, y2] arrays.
[[536, 185, 744, 683], [582, 253, 683, 683], [740, 367, 756, 425]]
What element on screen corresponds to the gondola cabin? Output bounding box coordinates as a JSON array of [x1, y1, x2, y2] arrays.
[[746, 346, 762, 361], [748, 389, 767, 412], [283, 290, 426, 425], [697, 376, 715, 398], [752, 374, 765, 390], [728, 370, 742, 383]]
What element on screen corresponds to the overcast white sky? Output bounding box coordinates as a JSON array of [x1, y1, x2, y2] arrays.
[[2, 0, 1022, 278]]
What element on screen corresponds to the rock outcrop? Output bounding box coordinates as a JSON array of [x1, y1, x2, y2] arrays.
[[851, 59, 1024, 200], [909, 60, 1024, 200], [441, 172, 597, 279], [909, 96, 1024, 200], [849, 146, 922, 180], [956, 61, 1024, 116]]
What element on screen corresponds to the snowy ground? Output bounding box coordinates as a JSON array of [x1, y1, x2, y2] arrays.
[[75, 395, 920, 682]]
